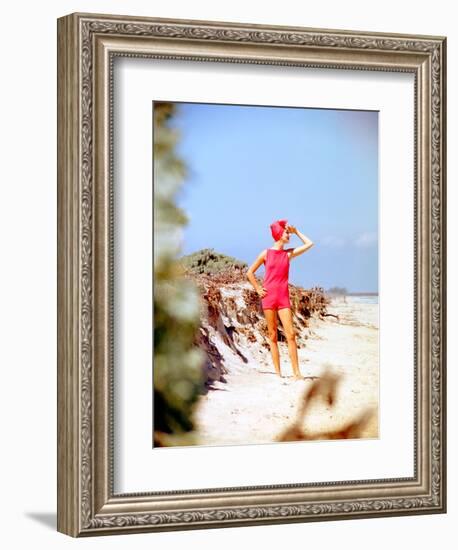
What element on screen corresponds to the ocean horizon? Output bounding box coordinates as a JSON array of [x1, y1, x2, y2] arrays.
[[336, 294, 379, 305]]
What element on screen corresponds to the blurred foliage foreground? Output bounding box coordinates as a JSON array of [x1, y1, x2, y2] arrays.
[[153, 102, 206, 447]]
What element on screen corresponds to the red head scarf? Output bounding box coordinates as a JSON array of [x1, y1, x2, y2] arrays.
[[270, 219, 288, 241]]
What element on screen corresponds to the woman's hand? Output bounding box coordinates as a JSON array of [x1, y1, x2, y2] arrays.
[[286, 223, 298, 235], [257, 286, 267, 298]]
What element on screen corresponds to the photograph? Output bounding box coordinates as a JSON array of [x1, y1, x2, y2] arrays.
[[153, 100, 379, 448]]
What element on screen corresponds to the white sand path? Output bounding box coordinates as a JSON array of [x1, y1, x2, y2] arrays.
[[193, 298, 379, 447]]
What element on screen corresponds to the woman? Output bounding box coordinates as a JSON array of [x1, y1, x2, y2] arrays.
[[247, 220, 314, 380]]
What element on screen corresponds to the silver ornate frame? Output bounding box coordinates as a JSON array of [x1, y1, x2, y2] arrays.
[[57, 12, 447, 536]]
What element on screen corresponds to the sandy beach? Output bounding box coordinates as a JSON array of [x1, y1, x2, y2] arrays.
[[193, 295, 379, 446]]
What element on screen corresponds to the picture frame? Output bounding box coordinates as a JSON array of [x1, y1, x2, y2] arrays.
[[57, 12, 447, 537]]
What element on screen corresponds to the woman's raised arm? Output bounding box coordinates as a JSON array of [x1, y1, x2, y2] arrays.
[[286, 225, 314, 259]]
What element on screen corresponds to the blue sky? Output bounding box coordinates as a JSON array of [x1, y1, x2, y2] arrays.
[[166, 102, 378, 293]]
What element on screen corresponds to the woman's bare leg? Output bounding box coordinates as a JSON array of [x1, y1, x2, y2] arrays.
[[277, 308, 302, 379], [264, 308, 282, 377]]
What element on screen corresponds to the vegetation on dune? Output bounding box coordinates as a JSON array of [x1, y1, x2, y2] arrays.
[[178, 248, 248, 275]]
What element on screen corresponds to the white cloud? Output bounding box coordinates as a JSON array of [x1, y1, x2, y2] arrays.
[[355, 232, 378, 247]]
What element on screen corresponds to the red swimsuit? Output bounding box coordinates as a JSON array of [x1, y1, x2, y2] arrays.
[[261, 248, 291, 310]]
